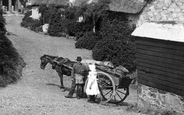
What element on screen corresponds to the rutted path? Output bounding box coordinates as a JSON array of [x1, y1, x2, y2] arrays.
[[0, 15, 137, 115]]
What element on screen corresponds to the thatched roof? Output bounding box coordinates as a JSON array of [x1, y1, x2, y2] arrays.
[[29, 0, 69, 6], [47, 0, 69, 6], [131, 22, 184, 43], [29, 0, 47, 5], [71, 0, 98, 6], [109, 0, 147, 14], [71, 0, 88, 6]]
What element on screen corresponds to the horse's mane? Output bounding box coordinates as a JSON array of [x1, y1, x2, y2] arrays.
[[40, 54, 59, 59]]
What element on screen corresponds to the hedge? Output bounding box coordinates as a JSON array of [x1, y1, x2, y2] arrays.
[[75, 31, 101, 50], [92, 13, 136, 70], [48, 11, 69, 36], [21, 10, 42, 32], [0, 15, 25, 87], [92, 38, 136, 70]]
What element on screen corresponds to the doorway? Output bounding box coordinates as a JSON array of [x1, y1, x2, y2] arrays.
[[2, 0, 9, 11]]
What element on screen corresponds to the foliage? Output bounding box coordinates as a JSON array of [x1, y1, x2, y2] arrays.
[[0, 16, 25, 87], [80, 0, 110, 32], [0, 35, 25, 87], [19, 0, 28, 7], [22, 10, 32, 21], [29, 19, 42, 31], [39, 5, 58, 24], [62, 6, 93, 37], [0, 15, 6, 34], [67, 21, 93, 37], [92, 37, 136, 70], [92, 12, 136, 70], [48, 11, 69, 36], [63, 6, 78, 20], [48, 6, 93, 37], [21, 10, 42, 32], [20, 10, 32, 28], [75, 31, 101, 50], [99, 12, 134, 40]]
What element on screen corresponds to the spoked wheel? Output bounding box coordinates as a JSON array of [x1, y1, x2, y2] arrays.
[[96, 71, 115, 104], [110, 86, 129, 104]]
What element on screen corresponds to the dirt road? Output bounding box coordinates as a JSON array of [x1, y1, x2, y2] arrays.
[[0, 14, 138, 115]]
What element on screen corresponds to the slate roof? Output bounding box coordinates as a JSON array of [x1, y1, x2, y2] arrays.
[[109, 0, 147, 14]]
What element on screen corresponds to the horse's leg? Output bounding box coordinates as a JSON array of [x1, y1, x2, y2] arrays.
[[55, 66, 65, 91]]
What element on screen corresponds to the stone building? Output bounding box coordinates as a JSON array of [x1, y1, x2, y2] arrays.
[[130, 0, 184, 113], [0, 0, 22, 12], [137, 0, 184, 26], [109, 0, 148, 27], [108, 0, 184, 113]]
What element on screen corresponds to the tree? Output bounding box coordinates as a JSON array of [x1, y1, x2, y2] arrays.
[[80, 0, 111, 33], [19, 0, 28, 7]]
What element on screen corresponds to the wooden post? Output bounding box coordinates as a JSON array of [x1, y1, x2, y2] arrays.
[[0, 0, 2, 16], [0, 0, 2, 8], [9, 0, 12, 12]]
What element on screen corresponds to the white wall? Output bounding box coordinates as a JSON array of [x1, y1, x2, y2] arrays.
[[137, 0, 184, 26], [30, 6, 41, 20]]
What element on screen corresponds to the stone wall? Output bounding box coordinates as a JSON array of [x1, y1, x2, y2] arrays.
[[138, 84, 184, 113], [137, 0, 184, 26]]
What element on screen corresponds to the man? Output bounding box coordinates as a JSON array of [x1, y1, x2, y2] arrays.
[[65, 56, 88, 98]]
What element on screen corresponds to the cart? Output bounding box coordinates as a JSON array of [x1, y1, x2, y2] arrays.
[[95, 64, 133, 104]]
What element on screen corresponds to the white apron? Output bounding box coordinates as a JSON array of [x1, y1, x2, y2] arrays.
[[86, 64, 100, 95]]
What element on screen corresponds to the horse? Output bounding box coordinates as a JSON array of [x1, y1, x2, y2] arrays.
[[40, 54, 88, 90]]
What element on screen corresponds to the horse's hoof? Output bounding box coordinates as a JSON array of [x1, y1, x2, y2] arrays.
[[62, 89, 66, 92], [60, 86, 64, 89]]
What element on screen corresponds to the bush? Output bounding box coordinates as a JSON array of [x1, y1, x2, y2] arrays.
[[91, 12, 136, 70], [21, 10, 42, 32], [21, 10, 32, 22], [48, 6, 93, 37], [48, 11, 70, 36], [0, 16, 6, 34], [39, 5, 58, 24], [0, 15, 25, 87], [0, 32, 25, 87], [67, 21, 93, 37], [75, 31, 101, 50], [29, 19, 42, 31], [99, 17, 134, 41], [92, 36, 136, 70]]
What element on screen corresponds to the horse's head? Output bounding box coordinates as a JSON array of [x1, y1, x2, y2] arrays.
[[40, 55, 49, 69]]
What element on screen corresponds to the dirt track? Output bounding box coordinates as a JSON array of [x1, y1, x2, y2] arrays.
[[0, 14, 138, 115]]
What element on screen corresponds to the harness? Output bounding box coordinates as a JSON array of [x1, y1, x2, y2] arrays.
[[53, 57, 72, 69]]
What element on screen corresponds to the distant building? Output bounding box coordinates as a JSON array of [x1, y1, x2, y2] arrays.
[[0, 0, 22, 12]]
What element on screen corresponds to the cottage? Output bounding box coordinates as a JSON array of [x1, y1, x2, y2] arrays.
[[108, 0, 148, 27], [108, 0, 184, 113], [132, 22, 184, 113], [137, 0, 184, 26], [28, 0, 69, 20]]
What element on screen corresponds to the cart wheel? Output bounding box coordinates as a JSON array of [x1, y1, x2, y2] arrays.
[[110, 87, 129, 104], [97, 71, 115, 104]]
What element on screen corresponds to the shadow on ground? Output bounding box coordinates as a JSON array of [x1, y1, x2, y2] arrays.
[[46, 83, 71, 91]]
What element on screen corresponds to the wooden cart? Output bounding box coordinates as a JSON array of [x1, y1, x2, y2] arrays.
[[95, 64, 133, 104]]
